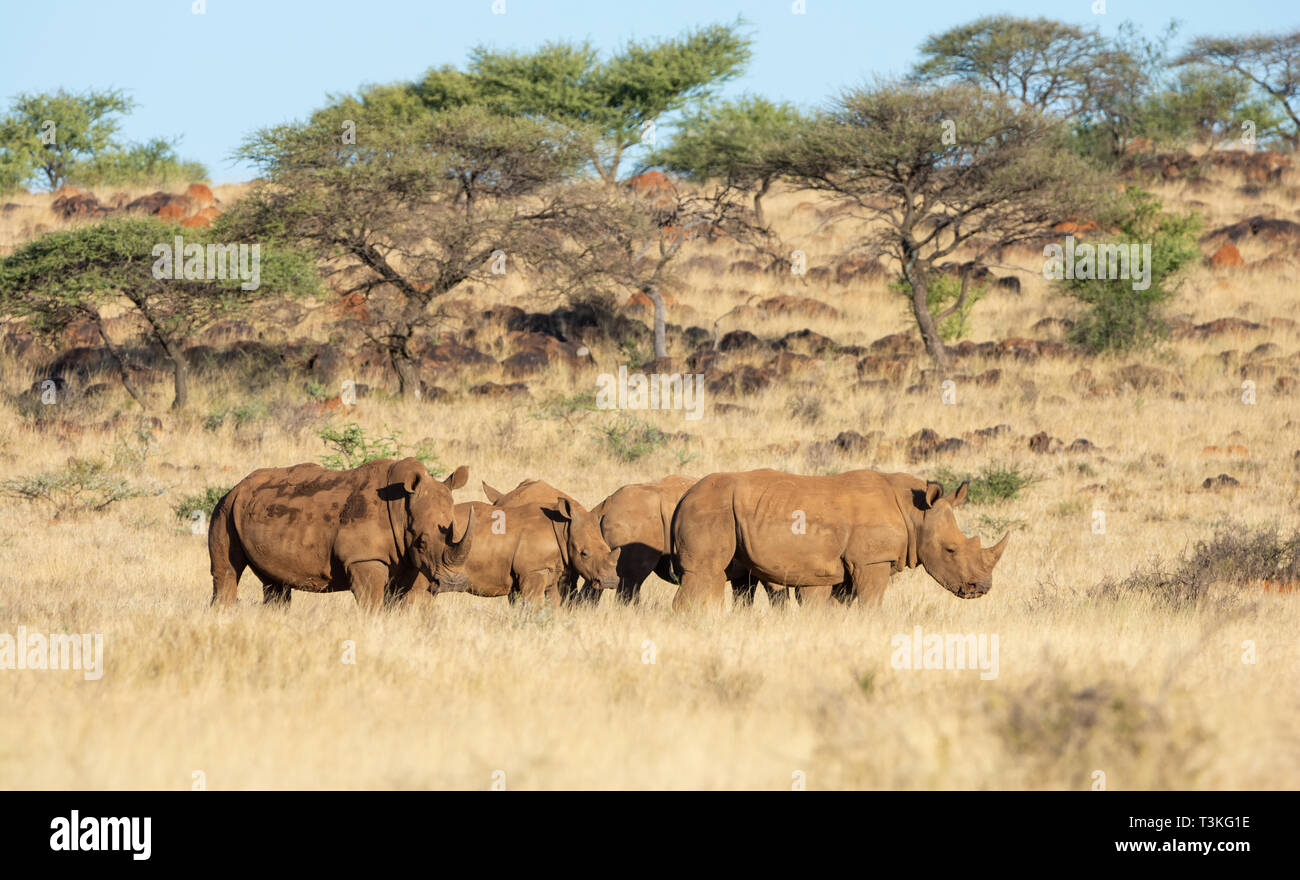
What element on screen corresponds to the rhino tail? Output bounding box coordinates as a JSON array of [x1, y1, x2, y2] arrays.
[[666, 499, 684, 586], [208, 486, 246, 606]]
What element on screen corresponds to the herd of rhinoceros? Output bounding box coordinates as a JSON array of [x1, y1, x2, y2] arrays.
[[208, 459, 1010, 611]]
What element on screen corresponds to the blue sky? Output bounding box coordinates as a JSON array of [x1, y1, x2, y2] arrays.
[[1, 0, 1295, 183]]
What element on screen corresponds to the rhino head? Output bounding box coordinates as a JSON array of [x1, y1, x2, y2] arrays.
[[546, 497, 621, 592], [391, 459, 475, 592], [915, 480, 1008, 598]]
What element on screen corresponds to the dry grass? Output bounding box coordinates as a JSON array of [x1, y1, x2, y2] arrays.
[[1, 171, 1299, 790]]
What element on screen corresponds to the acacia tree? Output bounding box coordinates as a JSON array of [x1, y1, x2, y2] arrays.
[[0, 216, 319, 409], [338, 22, 751, 186], [561, 173, 777, 360], [230, 104, 588, 397], [649, 96, 805, 225], [0, 88, 134, 191], [1176, 31, 1300, 146], [911, 16, 1112, 116], [782, 82, 1105, 371]]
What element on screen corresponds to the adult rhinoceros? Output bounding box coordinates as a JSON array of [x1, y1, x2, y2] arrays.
[[208, 457, 473, 610], [670, 469, 1008, 611]]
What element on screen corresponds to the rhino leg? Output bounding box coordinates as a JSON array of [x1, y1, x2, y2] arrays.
[[208, 501, 245, 607], [346, 561, 388, 612], [518, 571, 558, 606], [766, 583, 791, 608], [725, 561, 759, 606], [848, 561, 891, 607], [613, 545, 661, 604], [262, 583, 291, 606], [795, 585, 833, 607], [674, 570, 727, 610]]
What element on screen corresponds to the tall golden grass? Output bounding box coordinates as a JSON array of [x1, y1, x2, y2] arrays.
[[0, 174, 1298, 789]]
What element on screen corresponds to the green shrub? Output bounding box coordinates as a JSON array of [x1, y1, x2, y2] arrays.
[[890, 273, 986, 342], [1, 458, 145, 517], [597, 416, 670, 462], [318, 423, 443, 474], [1059, 187, 1200, 353], [931, 462, 1038, 504], [172, 485, 232, 523]]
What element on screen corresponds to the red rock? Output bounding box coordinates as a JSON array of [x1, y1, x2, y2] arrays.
[[1210, 243, 1245, 267]]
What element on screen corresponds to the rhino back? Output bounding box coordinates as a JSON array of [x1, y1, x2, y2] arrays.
[[730, 470, 910, 586], [229, 461, 392, 589]]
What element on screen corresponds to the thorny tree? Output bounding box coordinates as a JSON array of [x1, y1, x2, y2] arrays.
[[231, 104, 588, 398], [781, 81, 1105, 371]]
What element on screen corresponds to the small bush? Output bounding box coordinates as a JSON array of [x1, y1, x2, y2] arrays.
[[204, 402, 267, 431], [531, 392, 597, 426], [1059, 187, 1201, 353], [890, 273, 986, 341], [1095, 523, 1300, 608], [172, 485, 232, 523], [1, 458, 145, 517], [597, 416, 670, 462], [931, 462, 1037, 504], [318, 423, 443, 474]]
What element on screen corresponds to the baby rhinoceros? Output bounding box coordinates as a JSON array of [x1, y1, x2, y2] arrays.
[[440, 496, 622, 605], [671, 468, 1008, 611]]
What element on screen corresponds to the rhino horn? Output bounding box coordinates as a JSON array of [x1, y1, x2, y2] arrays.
[[446, 506, 475, 565], [985, 532, 1010, 566]]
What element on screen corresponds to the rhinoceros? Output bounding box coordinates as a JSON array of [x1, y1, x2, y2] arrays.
[[480, 479, 619, 603], [208, 457, 474, 610], [430, 497, 621, 604], [588, 475, 696, 603], [670, 469, 1008, 611]]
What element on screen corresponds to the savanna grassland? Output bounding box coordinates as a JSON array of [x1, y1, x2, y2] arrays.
[[1, 166, 1298, 791]]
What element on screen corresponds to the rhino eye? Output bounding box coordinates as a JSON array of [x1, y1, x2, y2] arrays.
[[945, 546, 956, 554], [580, 549, 589, 558]]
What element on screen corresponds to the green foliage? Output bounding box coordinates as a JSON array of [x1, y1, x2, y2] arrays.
[[911, 16, 1110, 115], [0, 88, 134, 191], [0, 89, 207, 192], [889, 273, 985, 341], [203, 402, 268, 431], [317, 423, 443, 474], [73, 137, 208, 188], [1059, 187, 1201, 353], [326, 22, 752, 182], [651, 95, 802, 183], [530, 392, 598, 426], [1, 457, 146, 517], [597, 416, 670, 462], [172, 485, 232, 523], [931, 462, 1038, 504], [1176, 31, 1300, 145]]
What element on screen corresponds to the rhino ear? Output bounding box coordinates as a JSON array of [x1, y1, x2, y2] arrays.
[[923, 481, 944, 508], [481, 481, 502, 503], [947, 480, 969, 507], [442, 465, 469, 491], [390, 458, 426, 494], [554, 497, 575, 521]]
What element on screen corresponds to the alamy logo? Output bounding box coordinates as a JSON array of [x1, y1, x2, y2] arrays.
[[1043, 235, 1151, 291], [595, 365, 705, 421], [0, 627, 103, 680], [152, 235, 261, 290], [890, 626, 999, 680], [50, 811, 151, 860]]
